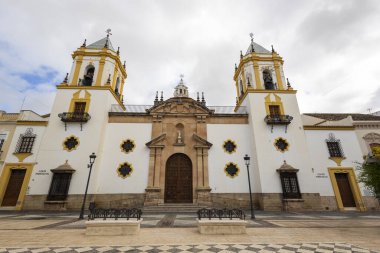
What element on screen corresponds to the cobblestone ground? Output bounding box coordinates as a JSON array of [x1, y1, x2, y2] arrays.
[[0, 211, 379, 252]]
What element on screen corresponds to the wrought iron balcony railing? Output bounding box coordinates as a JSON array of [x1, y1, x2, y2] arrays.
[[264, 114, 293, 125], [58, 112, 91, 123], [58, 112, 91, 131]]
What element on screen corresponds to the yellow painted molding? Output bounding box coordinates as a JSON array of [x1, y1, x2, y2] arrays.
[[224, 162, 240, 178], [328, 167, 366, 212], [16, 121, 48, 126], [223, 139, 237, 154], [0, 163, 35, 210], [329, 156, 346, 166], [71, 55, 83, 86], [13, 152, 32, 162], [253, 63, 262, 89], [247, 88, 297, 94], [57, 86, 125, 110], [62, 135, 80, 152], [95, 56, 106, 86], [274, 62, 284, 90], [264, 93, 285, 115], [234, 87, 297, 111], [68, 90, 91, 113], [303, 126, 355, 131]]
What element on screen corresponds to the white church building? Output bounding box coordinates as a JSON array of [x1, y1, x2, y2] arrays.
[[0, 35, 379, 212]]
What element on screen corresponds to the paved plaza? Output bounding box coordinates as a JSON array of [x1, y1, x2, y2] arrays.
[[0, 211, 379, 252]]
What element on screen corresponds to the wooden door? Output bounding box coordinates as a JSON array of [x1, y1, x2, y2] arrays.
[[165, 153, 193, 203], [335, 173, 356, 207], [1, 169, 26, 206]]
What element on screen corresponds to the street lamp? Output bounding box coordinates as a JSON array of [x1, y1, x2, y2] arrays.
[[244, 154, 255, 219], [79, 152, 97, 219]]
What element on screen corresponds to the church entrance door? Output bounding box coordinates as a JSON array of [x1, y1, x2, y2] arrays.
[[165, 153, 193, 203], [335, 173, 356, 207]]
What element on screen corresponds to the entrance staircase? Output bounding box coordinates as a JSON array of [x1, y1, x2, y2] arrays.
[[143, 203, 208, 213]]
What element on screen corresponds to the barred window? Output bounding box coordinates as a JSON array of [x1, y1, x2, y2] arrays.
[[47, 173, 72, 201], [327, 141, 342, 157], [325, 133, 344, 158], [15, 128, 36, 153], [279, 172, 301, 199]]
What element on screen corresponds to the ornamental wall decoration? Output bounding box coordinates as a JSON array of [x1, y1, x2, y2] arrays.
[[117, 162, 134, 179], [274, 137, 289, 152], [120, 139, 136, 154], [224, 162, 240, 178], [63, 136, 80, 152], [223, 139, 237, 154]]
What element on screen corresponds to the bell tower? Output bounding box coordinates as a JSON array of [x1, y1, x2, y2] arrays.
[[234, 34, 317, 210], [62, 30, 127, 101]]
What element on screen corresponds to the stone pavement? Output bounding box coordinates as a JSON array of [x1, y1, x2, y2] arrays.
[[0, 243, 377, 253], [0, 211, 379, 252]]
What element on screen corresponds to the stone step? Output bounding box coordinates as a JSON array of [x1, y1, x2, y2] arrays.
[[143, 204, 208, 213]]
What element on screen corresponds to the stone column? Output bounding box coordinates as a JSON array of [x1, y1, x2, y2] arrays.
[[145, 146, 163, 206]]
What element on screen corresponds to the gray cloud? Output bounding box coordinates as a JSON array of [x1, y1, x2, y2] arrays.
[[0, 0, 379, 114]]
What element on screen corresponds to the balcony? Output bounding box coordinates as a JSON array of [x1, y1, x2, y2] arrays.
[[264, 114, 293, 133], [58, 112, 91, 131]]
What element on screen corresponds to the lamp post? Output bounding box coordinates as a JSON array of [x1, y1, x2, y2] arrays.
[[79, 152, 97, 219], [244, 154, 255, 219]]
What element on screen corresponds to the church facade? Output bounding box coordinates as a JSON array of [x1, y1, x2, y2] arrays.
[[0, 35, 379, 212]]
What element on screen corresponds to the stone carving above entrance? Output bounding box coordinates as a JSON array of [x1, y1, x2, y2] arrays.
[[147, 97, 214, 115]]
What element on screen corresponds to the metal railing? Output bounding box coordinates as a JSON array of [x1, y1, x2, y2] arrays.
[[88, 207, 142, 220], [197, 208, 245, 220], [264, 114, 293, 125], [58, 112, 91, 123]]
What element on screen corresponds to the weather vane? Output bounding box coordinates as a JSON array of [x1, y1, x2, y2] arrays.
[[106, 28, 112, 36]]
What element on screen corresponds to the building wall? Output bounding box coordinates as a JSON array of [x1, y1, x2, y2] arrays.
[[207, 124, 253, 193], [95, 122, 152, 194]]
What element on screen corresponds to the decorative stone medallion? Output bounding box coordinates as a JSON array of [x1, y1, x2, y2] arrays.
[[117, 162, 133, 179], [224, 162, 239, 178], [63, 136, 79, 152], [120, 139, 136, 154], [274, 137, 289, 152], [223, 140, 237, 154]]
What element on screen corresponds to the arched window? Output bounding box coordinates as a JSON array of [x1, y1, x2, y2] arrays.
[[82, 65, 95, 86], [263, 69, 275, 90], [115, 77, 120, 95]]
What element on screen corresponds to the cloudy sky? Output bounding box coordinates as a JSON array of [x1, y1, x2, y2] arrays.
[[0, 0, 379, 115]]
